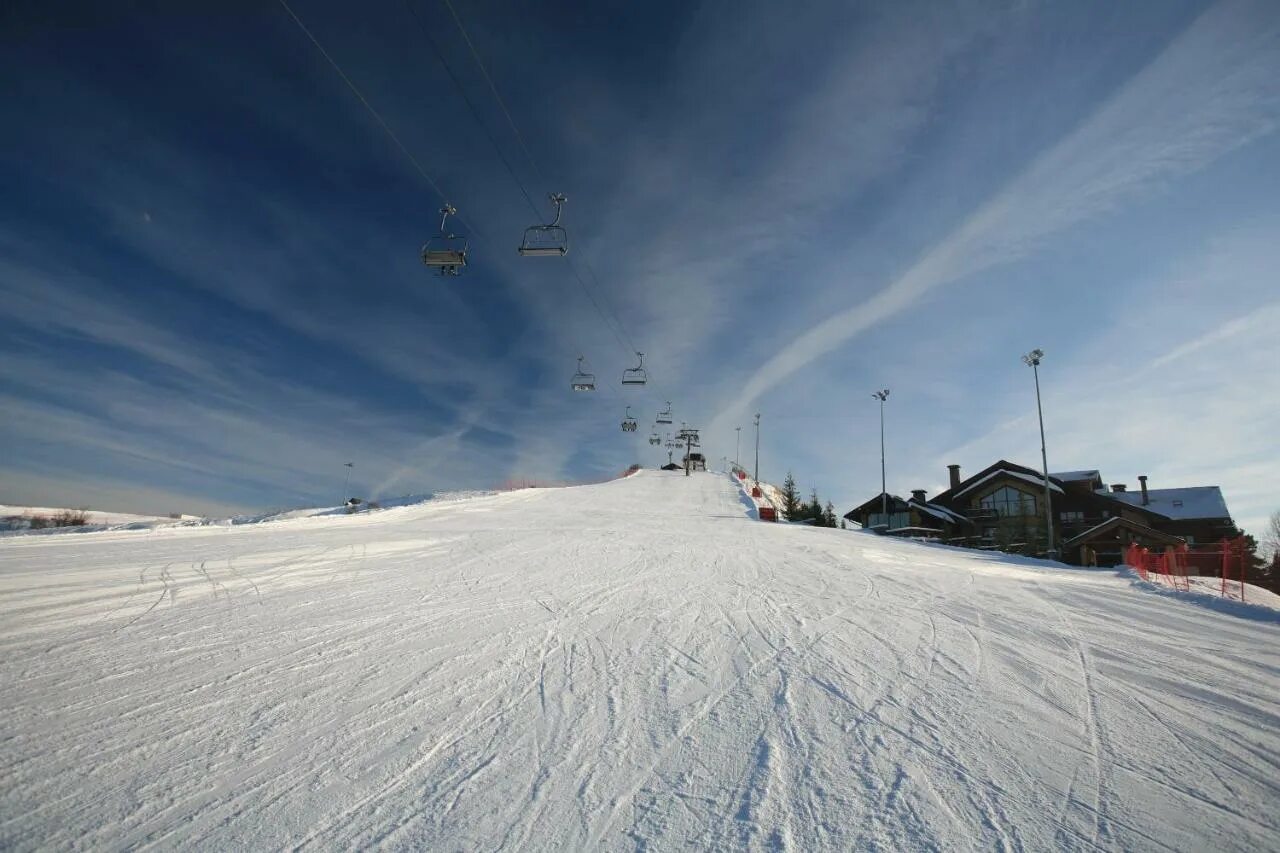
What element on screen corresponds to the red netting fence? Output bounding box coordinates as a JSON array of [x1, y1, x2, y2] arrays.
[[1124, 538, 1249, 602]]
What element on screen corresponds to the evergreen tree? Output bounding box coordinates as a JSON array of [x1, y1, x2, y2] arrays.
[[824, 501, 838, 528], [808, 487, 822, 523], [780, 471, 801, 520]]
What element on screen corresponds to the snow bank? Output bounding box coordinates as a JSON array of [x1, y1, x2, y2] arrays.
[[2, 471, 1276, 850], [1118, 567, 1280, 623]]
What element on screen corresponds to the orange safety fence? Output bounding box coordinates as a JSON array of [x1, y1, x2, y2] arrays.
[[1124, 538, 1249, 602]]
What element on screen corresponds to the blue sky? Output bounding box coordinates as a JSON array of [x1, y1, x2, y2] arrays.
[[1, 0, 1277, 537]]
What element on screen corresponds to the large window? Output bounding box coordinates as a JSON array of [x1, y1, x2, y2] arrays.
[[868, 512, 910, 529], [979, 486, 1037, 518]]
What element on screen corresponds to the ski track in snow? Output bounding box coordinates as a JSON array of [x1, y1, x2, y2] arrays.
[[1, 471, 1277, 851]]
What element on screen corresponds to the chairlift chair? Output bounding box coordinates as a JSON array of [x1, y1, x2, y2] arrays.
[[622, 352, 648, 387], [570, 356, 596, 392], [656, 402, 673, 425], [518, 193, 569, 257], [621, 406, 638, 433], [421, 204, 468, 276], [648, 432, 661, 446]]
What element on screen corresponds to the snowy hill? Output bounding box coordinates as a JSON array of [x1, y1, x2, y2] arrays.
[[0, 504, 198, 532], [1, 470, 1276, 850]]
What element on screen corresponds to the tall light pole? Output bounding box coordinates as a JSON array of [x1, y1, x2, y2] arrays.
[[1022, 349, 1056, 558], [872, 390, 890, 526], [753, 413, 761, 483], [342, 462, 354, 502], [735, 426, 741, 469]]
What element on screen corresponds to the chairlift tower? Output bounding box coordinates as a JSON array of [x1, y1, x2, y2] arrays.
[[676, 426, 701, 477]]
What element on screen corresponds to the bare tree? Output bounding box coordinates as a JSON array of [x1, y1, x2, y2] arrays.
[[1268, 510, 1280, 558]]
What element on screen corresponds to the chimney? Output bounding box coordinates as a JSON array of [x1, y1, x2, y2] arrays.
[[1111, 483, 1127, 493], [911, 489, 927, 503], [1138, 475, 1149, 505], [947, 464, 961, 490]]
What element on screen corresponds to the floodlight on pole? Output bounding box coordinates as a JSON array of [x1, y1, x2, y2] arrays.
[[342, 462, 354, 503], [1022, 349, 1056, 559], [753, 413, 761, 484], [872, 390, 890, 526]]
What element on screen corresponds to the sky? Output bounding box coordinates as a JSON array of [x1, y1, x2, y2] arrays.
[[1, 0, 1277, 539]]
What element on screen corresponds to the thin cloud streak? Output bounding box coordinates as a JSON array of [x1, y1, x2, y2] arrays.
[[711, 0, 1280, 436]]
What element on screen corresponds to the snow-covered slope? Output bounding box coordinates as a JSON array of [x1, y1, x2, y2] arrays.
[[1, 471, 1276, 850], [0, 504, 196, 531]]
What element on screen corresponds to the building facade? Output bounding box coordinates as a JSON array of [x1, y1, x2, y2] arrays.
[[844, 460, 1240, 568]]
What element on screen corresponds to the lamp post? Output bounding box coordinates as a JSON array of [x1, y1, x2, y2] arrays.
[[342, 462, 354, 503], [753, 413, 761, 484], [872, 390, 889, 526], [735, 426, 741, 469], [1022, 349, 1056, 559]]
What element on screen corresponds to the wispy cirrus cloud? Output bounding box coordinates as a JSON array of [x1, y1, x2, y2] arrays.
[[709, 0, 1280, 435]]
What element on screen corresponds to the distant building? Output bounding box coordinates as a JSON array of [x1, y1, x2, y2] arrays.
[[844, 460, 1240, 568]]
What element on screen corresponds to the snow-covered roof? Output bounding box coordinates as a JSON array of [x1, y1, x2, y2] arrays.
[[907, 499, 970, 525], [953, 468, 1064, 498], [885, 525, 945, 536], [1108, 487, 1230, 520], [1050, 470, 1100, 483]]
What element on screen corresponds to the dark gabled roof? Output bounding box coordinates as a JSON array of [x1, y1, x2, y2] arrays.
[[931, 459, 1169, 525], [1062, 515, 1184, 549], [844, 492, 909, 519], [1052, 469, 1102, 483], [931, 460, 1063, 505]]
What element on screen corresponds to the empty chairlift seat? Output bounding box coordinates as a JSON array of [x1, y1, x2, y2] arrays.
[[622, 352, 648, 387], [422, 204, 468, 276], [570, 356, 596, 392], [518, 193, 569, 257]]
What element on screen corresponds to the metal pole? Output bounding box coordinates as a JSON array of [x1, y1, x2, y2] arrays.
[[880, 398, 887, 520], [753, 413, 761, 483], [872, 390, 889, 525], [735, 427, 741, 469], [342, 462, 353, 502], [1032, 361, 1056, 558]]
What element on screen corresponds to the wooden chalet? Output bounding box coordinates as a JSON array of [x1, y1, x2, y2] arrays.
[[844, 460, 1240, 568], [843, 490, 972, 541]]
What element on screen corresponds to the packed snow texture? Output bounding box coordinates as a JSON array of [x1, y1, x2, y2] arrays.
[[1, 471, 1277, 850]]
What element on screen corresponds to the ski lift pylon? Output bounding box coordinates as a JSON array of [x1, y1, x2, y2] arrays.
[[656, 401, 672, 425], [518, 193, 568, 257], [570, 355, 596, 392], [622, 352, 648, 387], [621, 406, 638, 432], [421, 204, 468, 275]]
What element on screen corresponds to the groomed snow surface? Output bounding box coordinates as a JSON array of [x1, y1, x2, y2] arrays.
[[2, 470, 1277, 850]]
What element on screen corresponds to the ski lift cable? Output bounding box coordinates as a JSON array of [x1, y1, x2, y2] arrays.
[[278, 0, 623, 408], [438, 0, 663, 391], [398, 0, 543, 221], [395, 1, 631, 403], [275, 0, 480, 238], [401, 0, 638, 375], [439, 0, 550, 190]]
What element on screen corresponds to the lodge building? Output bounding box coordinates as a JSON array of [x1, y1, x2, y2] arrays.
[[843, 460, 1239, 568]]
